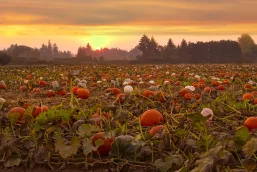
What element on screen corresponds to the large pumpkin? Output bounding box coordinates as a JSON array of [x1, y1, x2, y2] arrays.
[[140, 109, 164, 126], [92, 132, 114, 156]]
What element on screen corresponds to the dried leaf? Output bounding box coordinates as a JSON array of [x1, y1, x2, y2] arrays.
[[4, 157, 22, 167], [76, 124, 100, 138], [154, 155, 184, 172], [82, 139, 97, 156], [242, 137, 257, 159], [241, 159, 257, 171], [55, 137, 80, 159]]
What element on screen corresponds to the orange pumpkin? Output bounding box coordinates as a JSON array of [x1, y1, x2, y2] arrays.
[[72, 86, 79, 94], [149, 125, 167, 137], [242, 93, 253, 101], [92, 132, 115, 156], [77, 89, 89, 99], [244, 84, 252, 89], [90, 113, 102, 125], [217, 85, 224, 90], [39, 80, 47, 87], [203, 87, 211, 93], [46, 90, 55, 97], [7, 107, 25, 122], [184, 93, 193, 100], [179, 88, 190, 97], [32, 105, 48, 117], [111, 88, 121, 95], [140, 109, 164, 126], [194, 93, 201, 100], [143, 90, 155, 98], [244, 117, 257, 131], [154, 91, 166, 102], [19, 86, 27, 92], [116, 93, 126, 103], [57, 89, 66, 96], [32, 88, 41, 93]]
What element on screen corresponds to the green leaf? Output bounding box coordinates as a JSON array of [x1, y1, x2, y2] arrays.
[[22, 106, 34, 122], [242, 137, 257, 158], [7, 112, 20, 124], [234, 126, 249, 145], [54, 137, 80, 159], [95, 139, 104, 148], [76, 124, 100, 138]]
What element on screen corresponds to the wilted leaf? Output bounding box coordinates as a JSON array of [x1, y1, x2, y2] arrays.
[[4, 157, 22, 167], [55, 137, 80, 159], [110, 135, 142, 160], [76, 124, 100, 138], [154, 155, 184, 172], [186, 139, 198, 149], [34, 144, 54, 163], [192, 146, 226, 172], [241, 159, 257, 171], [242, 137, 257, 158], [82, 139, 97, 156]]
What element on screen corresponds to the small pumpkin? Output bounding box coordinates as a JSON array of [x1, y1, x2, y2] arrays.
[[32, 105, 48, 117], [242, 93, 253, 101], [46, 90, 55, 97], [244, 117, 257, 131], [72, 86, 80, 94], [149, 125, 167, 137], [142, 90, 155, 98], [179, 88, 190, 97], [140, 109, 164, 126], [77, 88, 89, 99], [116, 93, 126, 103], [57, 89, 66, 96]]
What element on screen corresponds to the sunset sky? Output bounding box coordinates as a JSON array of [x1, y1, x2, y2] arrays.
[[1, 0, 257, 53]]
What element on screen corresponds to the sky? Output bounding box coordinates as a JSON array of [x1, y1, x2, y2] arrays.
[[1, 0, 257, 53]]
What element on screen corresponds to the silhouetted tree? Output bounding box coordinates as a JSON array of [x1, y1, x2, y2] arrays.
[[163, 38, 176, 61], [0, 52, 11, 65], [52, 43, 59, 58]]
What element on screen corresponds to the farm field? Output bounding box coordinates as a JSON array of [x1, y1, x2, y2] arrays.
[[1, 64, 257, 172]]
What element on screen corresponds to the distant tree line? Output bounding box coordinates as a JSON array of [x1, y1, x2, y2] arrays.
[[136, 34, 257, 63], [76, 43, 141, 63], [1, 33, 257, 65], [0, 51, 11, 66]]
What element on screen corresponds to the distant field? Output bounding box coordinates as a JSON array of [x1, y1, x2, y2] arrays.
[[0, 64, 257, 172]]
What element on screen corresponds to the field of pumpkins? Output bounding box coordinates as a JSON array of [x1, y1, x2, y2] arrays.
[[1, 64, 257, 172]]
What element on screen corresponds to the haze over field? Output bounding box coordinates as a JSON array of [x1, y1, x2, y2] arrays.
[[1, 0, 257, 53]]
